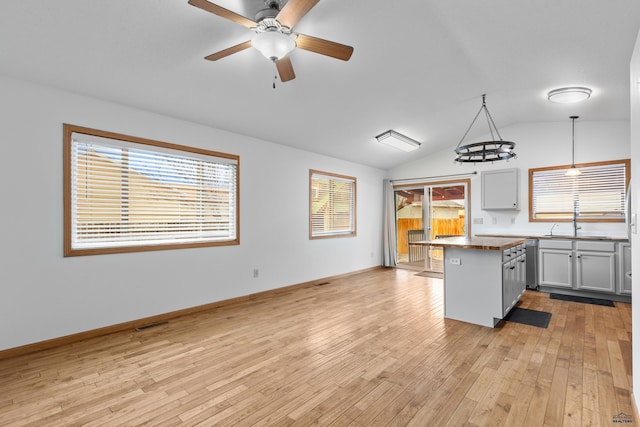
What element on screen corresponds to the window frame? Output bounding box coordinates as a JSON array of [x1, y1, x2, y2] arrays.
[[528, 159, 630, 223], [63, 124, 240, 256], [309, 169, 357, 239]]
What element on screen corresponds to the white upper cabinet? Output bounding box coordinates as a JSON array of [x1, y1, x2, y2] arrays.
[[481, 168, 519, 210]]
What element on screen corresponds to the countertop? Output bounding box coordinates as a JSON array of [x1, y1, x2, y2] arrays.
[[476, 233, 628, 242], [411, 236, 525, 251]]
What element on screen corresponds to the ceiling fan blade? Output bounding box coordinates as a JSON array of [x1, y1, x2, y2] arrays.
[[276, 0, 319, 28], [188, 0, 257, 28], [276, 57, 296, 82], [204, 41, 252, 61], [295, 34, 354, 61]]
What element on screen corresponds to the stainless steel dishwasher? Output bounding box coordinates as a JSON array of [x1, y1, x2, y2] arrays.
[[525, 239, 538, 290]]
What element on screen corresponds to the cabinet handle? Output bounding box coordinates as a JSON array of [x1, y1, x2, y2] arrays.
[[510, 266, 516, 270], [520, 259, 526, 263]]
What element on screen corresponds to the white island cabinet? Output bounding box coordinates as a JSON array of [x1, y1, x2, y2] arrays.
[[412, 237, 526, 328]]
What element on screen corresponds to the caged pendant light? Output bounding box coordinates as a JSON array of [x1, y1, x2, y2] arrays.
[[454, 94, 516, 163]]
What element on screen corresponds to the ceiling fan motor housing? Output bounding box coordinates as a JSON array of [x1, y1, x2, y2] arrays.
[[255, 7, 280, 26]]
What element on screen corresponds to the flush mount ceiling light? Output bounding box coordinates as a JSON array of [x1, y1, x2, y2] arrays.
[[454, 94, 516, 163], [565, 115, 582, 176], [547, 87, 592, 104], [375, 130, 421, 152], [251, 30, 296, 61]]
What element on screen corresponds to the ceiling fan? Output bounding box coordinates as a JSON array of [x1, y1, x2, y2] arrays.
[[188, 0, 354, 84]]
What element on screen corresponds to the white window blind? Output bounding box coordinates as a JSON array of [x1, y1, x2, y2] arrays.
[[310, 170, 356, 238], [530, 160, 628, 221], [65, 125, 239, 255]]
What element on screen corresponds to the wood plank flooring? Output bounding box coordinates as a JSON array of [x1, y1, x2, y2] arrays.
[[0, 268, 634, 426]]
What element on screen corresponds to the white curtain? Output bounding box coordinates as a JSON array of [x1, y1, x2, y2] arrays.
[[382, 179, 397, 267]]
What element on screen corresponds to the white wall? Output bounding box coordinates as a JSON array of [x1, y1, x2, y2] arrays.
[[0, 76, 385, 351], [629, 28, 640, 413], [389, 120, 631, 238]]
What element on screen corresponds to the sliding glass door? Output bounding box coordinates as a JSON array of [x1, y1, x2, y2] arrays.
[[423, 183, 468, 273], [395, 180, 469, 272]]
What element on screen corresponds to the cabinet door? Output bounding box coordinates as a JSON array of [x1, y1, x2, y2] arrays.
[[539, 249, 572, 288], [517, 254, 527, 298], [502, 262, 511, 315], [620, 244, 632, 295], [503, 261, 518, 316], [481, 168, 519, 210], [576, 251, 616, 293]]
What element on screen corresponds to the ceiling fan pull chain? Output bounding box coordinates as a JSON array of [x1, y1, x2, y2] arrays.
[[272, 59, 277, 89]]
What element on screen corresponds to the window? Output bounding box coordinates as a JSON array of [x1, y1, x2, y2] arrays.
[[529, 159, 630, 222], [309, 170, 356, 238], [64, 124, 239, 256]]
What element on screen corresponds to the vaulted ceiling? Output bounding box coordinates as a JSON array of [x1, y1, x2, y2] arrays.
[[1, 1, 639, 169]]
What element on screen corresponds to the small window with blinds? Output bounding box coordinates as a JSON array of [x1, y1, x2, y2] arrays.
[[309, 170, 357, 239], [63, 124, 239, 256], [529, 159, 630, 222]]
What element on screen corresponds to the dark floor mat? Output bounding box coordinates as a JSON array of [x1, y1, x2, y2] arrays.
[[504, 307, 551, 328], [549, 293, 615, 307]]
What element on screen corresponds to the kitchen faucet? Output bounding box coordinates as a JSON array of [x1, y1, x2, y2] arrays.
[[549, 223, 558, 236], [572, 209, 582, 237]]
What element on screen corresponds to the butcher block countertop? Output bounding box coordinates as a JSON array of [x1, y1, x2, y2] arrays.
[[411, 236, 525, 251]]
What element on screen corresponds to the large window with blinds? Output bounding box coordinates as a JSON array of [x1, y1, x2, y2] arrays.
[[529, 159, 630, 222], [309, 170, 356, 239], [64, 124, 239, 256]]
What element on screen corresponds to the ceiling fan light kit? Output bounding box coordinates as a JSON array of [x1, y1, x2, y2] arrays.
[[188, 0, 353, 84], [454, 94, 516, 163], [547, 87, 592, 103], [251, 31, 296, 60], [376, 130, 421, 152]]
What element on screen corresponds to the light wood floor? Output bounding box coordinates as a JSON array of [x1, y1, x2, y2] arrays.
[[0, 268, 634, 426]]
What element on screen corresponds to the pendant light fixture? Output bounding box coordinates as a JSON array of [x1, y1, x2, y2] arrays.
[[454, 94, 516, 163], [566, 115, 582, 176]]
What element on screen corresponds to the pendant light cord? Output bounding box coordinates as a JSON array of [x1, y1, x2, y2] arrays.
[[570, 115, 578, 167]]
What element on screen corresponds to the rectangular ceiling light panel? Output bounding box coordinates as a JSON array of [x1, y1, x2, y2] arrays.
[[376, 130, 421, 152]]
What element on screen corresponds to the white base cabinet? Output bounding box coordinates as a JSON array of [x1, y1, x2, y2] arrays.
[[539, 249, 572, 288], [619, 243, 632, 295], [575, 251, 616, 292], [539, 239, 619, 295]]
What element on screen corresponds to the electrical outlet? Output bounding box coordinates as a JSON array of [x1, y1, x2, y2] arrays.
[[253, 268, 259, 278], [492, 217, 498, 225], [511, 217, 516, 224], [473, 218, 483, 224], [450, 258, 461, 265]]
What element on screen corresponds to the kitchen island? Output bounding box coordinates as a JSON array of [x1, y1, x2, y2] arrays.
[[412, 236, 526, 328]]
